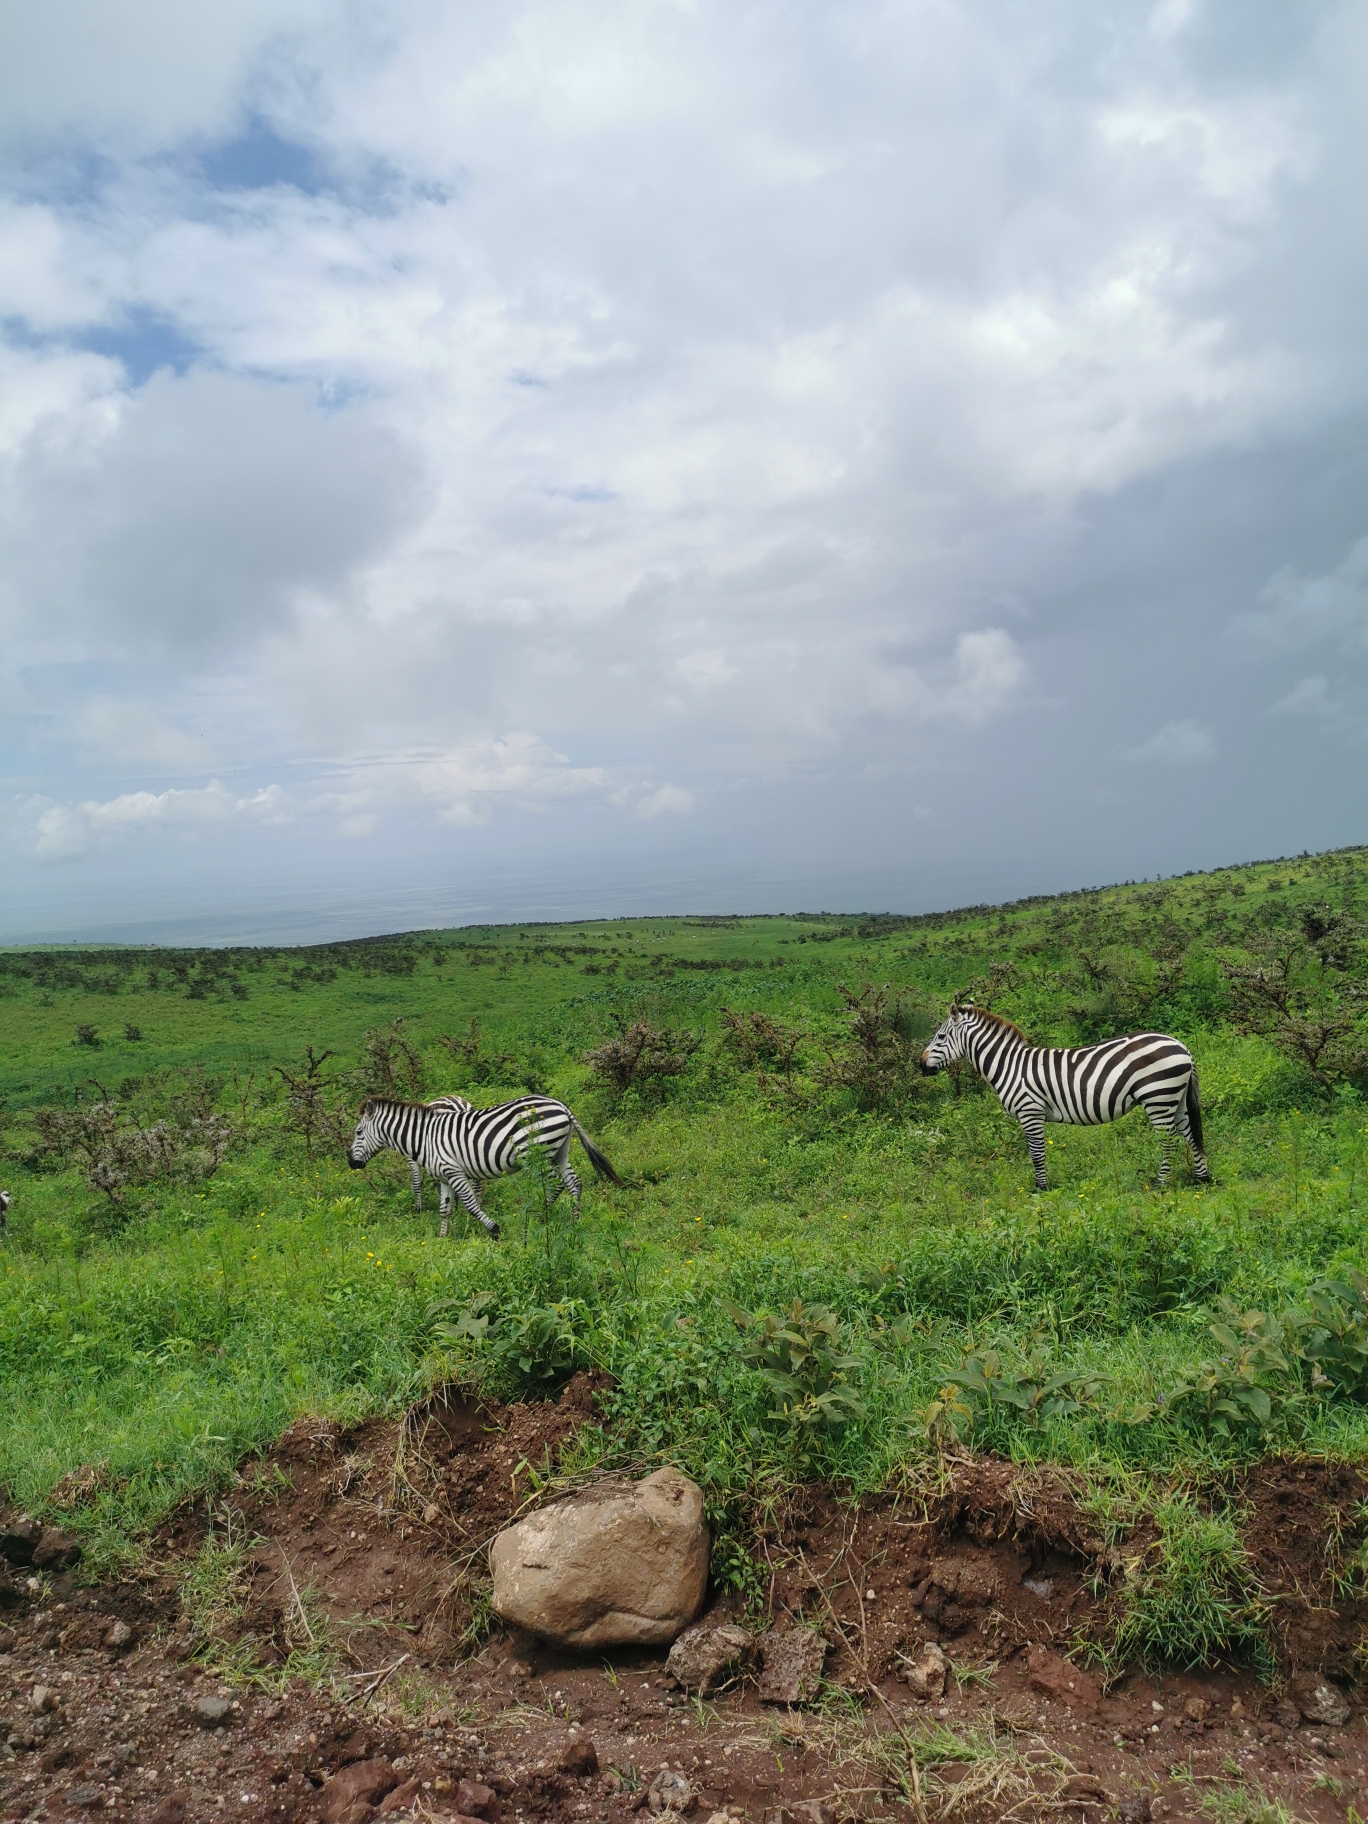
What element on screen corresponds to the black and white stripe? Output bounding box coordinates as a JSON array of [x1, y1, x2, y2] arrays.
[[407, 1095, 473, 1213], [346, 1094, 623, 1239], [920, 1001, 1210, 1191], [0, 1190, 9, 1239]]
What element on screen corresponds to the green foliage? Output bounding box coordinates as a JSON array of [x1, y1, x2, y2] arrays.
[[1112, 1492, 1271, 1671], [1167, 1303, 1308, 1445], [724, 1297, 866, 1430], [430, 1291, 597, 1391], [1291, 1268, 1368, 1400], [940, 1340, 1108, 1431]]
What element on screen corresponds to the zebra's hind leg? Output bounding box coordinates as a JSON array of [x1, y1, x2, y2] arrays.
[[1020, 1114, 1049, 1191], [441, 1171, 500, 1241], [410, 1160, 423, 1213], [552, 1134, 583, 1218], [1143, 1101, 1179, 1187]]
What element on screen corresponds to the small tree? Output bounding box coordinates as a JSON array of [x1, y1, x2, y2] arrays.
[[814, 982, 923, 1111], [1222, 914, 1368, 1092], [720, 1008, 805, 1095], [274, 1048, 343, 1154], [359, 1017, 427, 1100], [585, 1019, 700, 1101]]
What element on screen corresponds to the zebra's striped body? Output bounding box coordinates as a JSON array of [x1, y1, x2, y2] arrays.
[[408, 1095, 473, 1213], [920, 1002, 1210, 1191], [346, 1094, 622, 1239]]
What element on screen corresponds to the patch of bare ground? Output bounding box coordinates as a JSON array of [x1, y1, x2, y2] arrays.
[[5, 1397, 1368, 1824]]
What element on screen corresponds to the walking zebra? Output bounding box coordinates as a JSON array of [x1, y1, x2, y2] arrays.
[[920, 1002, 1210, 1191], [407, 1095, 472, 1212], [346, 1095, 623, 1238]]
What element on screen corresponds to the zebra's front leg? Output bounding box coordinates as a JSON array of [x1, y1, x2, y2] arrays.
[[440, 1171, 501, 1241], [410, 1160, 423, 1213], [1019, 1113, 1049, 1191]]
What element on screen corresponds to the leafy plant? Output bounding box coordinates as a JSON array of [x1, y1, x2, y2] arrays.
[[1290, 1269, 1368, 1401], [724, 1298, 866, 1430], [357, 1017, 427, 1100], [273, 1047, 346, 1155], [1222, 918, 1368, 1092], [429, 1292, 596, 1389], [1167, 1302, 1307, 1443], [939, 1341, 1108, 1430]]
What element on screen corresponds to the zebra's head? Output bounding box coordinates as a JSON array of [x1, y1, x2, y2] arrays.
[[346, 1100, 388, 1170], [920, 1001, 978, 1073]]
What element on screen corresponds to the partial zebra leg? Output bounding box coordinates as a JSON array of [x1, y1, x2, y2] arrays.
[[1141, 1098, 1179, 1186], [1171, 1097, 1212, 1185], [551, 1134, 584, 1217], [410, 1160, 423, 1212], [1019, 1113, 1049, 1191], [438, 1171, 500, 1241]]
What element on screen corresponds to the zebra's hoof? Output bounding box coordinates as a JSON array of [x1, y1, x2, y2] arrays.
[[488, 1223, 502, 1241]]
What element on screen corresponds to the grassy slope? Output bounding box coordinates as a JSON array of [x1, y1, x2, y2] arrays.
[[0, 851, 1365, 1580]]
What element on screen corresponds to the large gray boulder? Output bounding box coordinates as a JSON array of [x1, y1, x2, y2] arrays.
[[490, 1467, 708, 1648]]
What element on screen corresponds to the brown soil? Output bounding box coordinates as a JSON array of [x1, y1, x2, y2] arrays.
[[4, 1386, 1368, 1824]]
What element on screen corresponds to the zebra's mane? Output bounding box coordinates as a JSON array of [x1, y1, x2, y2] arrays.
[[359, 1094, 435, 1115], [955, 1003, 1029, 1043]]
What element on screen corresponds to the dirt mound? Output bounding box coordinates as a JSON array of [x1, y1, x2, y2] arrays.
[[7, 1411, 1368, 1823]]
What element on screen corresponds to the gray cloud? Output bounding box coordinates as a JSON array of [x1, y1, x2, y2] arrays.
[[2, 1, 1367, 936]]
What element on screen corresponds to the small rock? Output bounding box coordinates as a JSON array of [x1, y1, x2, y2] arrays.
[[1117, 1796, 1152, 1824], [30, 1526, 81, 1572], [103, 1619, 134, 1651], [666, 1622, 752, 1694], [507, 1658, 531, 1679], [704, 1813, 732, 1824], [648, 1769, 695, 1815], [453, 1779, 502, 1820], [789, 1802, 835, 1824], [898, 1641, 947, 1701], [0, 1623, 16, 1651], [603, 1772, 625, 1793], [756, 1627, 827, 1706], [379, 1779, 423, 1812], [1021, 1576, 1053, 1598], [147, 1794, 189, 1824], [422, 1503, 441, 1526], [64, 1786, 104, 1810], [319, 1758, 401, 1824], [991, 1695, 1038, 1733], [30, 1685, 59, 1714], [0, 1514, 43, 1566], [1292, 1675, 1351, 1728], [1183, 1697, 1210, 1723], [1271, 1699, 1300, 1730], [490, 1467, 709, 1648], [193, 1693, 234, 1728], [0, 1562, 20, 1609], [560, 1738, 600, 1778], [1026, 1643, 1101, 1712]]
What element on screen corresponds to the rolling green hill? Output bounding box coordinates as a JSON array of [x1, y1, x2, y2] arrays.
[[2, 844, 1366, 1643]]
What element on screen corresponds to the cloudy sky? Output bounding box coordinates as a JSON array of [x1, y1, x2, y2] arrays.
[[2, 0, 1366, 943]]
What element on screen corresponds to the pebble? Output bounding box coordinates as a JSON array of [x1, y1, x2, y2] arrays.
[[194, 1694, 234, 1728], [31, 1685, 59, 1714]]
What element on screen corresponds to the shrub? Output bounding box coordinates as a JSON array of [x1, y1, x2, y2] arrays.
[[1166, 1303, 1307, 1445], [428, 1292, 596, 1392], [74, 1024, 101, 1048], [585, 1019, 700, 1101], [358, 1018, 426, 1100], [813, 982, 924, 1110], [724, 1298, 865, 1432]]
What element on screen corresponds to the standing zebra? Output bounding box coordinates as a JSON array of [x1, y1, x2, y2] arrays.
[[920, 1001, 1210, 1191], [407, 1094, 472, 1212], [346, 1095, 623, 1238]]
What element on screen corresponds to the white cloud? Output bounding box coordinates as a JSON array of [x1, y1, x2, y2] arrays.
[[635, 784, 694, 818], [26, 780, 288, 862], [1119, 719, 1215, 765], [1272, 675, 1332, 715]]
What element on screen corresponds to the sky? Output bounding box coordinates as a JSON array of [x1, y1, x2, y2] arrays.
[[2, 0, 1367, 945]]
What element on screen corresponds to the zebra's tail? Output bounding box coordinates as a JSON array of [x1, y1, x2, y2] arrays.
[[1186, 1068, 1206, 1156], [571, 1117, 625, 1186]]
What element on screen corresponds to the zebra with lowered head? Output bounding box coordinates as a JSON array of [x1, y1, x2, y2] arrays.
[[346, 1094, 623, 1239], [920, 1001, 1210, 1192]]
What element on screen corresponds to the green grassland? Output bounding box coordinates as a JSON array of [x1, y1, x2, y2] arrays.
[[2, 848, 1367, 1612]]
